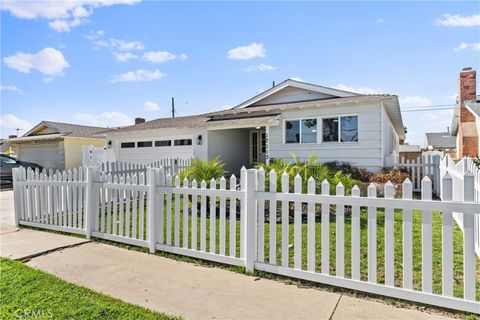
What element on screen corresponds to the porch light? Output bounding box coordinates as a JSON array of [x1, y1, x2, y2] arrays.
[[196, 135, 202, 145], [255, 126, 261, 129]]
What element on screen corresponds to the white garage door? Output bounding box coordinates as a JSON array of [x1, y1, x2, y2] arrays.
[[118, 138, 194, 164], [18, 141, 64, 170]]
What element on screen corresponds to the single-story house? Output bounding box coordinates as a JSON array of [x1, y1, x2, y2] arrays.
[[450, 67, 480, 158], [104, 79, 406, 174], [9, 121, 106, 170], [424, 132, 456, 152]]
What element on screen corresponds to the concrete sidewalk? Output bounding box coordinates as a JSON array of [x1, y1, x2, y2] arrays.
[[0, 190, 453, 319]]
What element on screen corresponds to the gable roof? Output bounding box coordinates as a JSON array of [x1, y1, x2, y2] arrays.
[[425, 132, 456, 149], [232, 79, 359, 109], [23, 121, 106, 139]]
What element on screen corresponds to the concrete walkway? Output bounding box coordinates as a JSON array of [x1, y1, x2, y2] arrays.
[[0, 190, 453, 320]]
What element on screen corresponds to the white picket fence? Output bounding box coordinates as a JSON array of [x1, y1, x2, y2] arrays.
[[97, 158, 191, 181], [12, 165, 479, 313], [440, 155, 480, 257], [397, 155, 441, 195]]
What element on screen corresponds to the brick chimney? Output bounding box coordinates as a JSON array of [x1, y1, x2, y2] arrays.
[[135, 117, 146, 125], [458, 67, 478, 157]]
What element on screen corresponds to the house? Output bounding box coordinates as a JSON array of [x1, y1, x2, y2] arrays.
[[450, 67, 480, 158], [104, 79, 406, 174], [9, 121, 106, 170], [424, 132, 456, 152]]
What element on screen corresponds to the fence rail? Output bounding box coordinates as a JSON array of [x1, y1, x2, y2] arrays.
[[12, 163, 480, 314]]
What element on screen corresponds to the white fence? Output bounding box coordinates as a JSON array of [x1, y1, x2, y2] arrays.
[[397, 155, 441, 195], [12, 165, 479, 314], [440, 155, 480, 257]]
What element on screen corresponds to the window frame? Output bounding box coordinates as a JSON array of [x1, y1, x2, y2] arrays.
[[155, 140, 172, 147], [137, 141, 153, 148], [320, 114, 359, 144], [283, 118, 318, 145], [120, 142, 135, 149], [174, 138, 193, 146]]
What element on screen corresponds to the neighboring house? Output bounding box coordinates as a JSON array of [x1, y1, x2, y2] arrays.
[[424, 132, 456, 152], [9, 121, 106, 170], [450, 67, 480, 158], [104, 79, 406, 173]]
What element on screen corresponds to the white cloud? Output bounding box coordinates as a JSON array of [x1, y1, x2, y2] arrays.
[[109, 69, 165, 83], [375, 18, 384, 24], [42, 77, 54, 84], [1, 0, 140, 32], [0, 114, 32, 137], [436, 14, 480, 27], [454, 42, 480, 52], [115, 52, 138, 62], [143, 101, 160, 111], [227, 42, 266, 60], [0, 84, 20, 93], [3, 47, 69, 76], [399, 96, 432, 108], [244, 64, 277, 72], [74, 111, 133, 127], [334, 84, 380, 94], [143, 51, 187, 63]]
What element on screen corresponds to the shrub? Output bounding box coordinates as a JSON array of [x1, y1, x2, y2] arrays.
[[369, 169, 409, 184], [179, 157, 226, 185], [323, 161, 373, 182], [255, 154, 357, 194]]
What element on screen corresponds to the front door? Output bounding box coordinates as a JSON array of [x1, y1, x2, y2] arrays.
[[250, 130, 266, 164]]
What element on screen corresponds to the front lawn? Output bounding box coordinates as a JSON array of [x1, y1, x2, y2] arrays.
[[0, 258, 180, 320]]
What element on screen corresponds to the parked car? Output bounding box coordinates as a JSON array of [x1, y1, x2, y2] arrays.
[[0, 154, 43, 182]]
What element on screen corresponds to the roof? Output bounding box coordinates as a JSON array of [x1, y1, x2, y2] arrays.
[[23, 121, 107, 139], [450, 99, 480, 135], [425, 132, 456, 149], [104, 79, 405, 139]]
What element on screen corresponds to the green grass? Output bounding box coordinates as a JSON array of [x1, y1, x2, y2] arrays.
[[0, 258, 180, 320]]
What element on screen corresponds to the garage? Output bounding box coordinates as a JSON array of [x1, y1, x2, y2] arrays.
[[16, 140, 65, 170], [118, 137, 195, 164]]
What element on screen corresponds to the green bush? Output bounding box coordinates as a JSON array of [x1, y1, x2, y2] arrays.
[[179, 156, 226, 185], [255, 154, 357, 194]]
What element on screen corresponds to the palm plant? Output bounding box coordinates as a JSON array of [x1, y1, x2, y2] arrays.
[[179, 156, 226, 186]]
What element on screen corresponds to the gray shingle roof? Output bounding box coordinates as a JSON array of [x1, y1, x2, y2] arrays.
[[26, 121, 106, 138], [425, 132, 456, 149]]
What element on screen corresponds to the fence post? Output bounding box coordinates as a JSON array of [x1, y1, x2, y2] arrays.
[[441, 172, 453, 297], [245, 169, 257, 272], [85, 166, 96, 239], [463, 171, 475, 301], [148, 167, 159, 254], [12, 167, 21, 227]]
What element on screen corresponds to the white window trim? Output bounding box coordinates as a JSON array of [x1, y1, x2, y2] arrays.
[[283, 118, 318, 145], [319, 114, 359, 144]]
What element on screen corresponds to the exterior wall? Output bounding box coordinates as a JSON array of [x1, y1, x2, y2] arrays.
[[64, 138, 105, 170], [251, 87, 334, 106], [13, 140, 65, 170], [268, 100, 385, 172], [458, 69, 478, 157], [207, 129, 249, 175], [381, 103, 399, 167], [107, 127, 208, 164]]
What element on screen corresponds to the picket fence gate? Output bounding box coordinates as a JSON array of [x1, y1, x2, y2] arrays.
[[397, 155, 441, 195], [12, 165, 479, 314]]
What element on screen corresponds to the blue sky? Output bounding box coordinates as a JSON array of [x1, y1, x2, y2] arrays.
[[1, 1, 479, 145]]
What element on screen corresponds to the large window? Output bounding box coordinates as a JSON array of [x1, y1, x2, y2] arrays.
[[121, 142, 135, 148], [137, 141, 153, 148], [322, 115, 358, 143], [285, 118, 317, 144], [174, 139, 192, 146]]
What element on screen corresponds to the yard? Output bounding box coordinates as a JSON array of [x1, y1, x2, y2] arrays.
[[0, 258, 179, 320]]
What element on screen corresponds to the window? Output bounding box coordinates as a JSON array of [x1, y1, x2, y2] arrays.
[[340, 116, 358, 142], [285, 120, 300, 143], [155, 140, 171, 147], [0, 155, 17, 165], [301, 119, 317, 143], [322, 115, 358, 143], [121, 142, 135, 148], [322, 118, 339, 142], [137, 141, 153, 148], [174, 139, 192, 146]]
